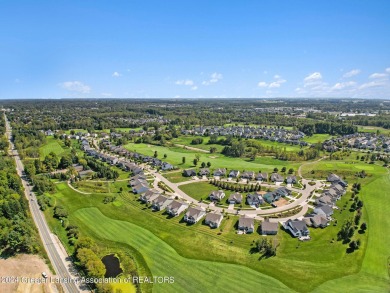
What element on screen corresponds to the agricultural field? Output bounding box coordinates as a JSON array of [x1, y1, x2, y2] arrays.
[[123, 142, 301, 173]]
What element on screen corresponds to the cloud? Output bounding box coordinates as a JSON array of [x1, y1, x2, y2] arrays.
[[112, 71, 122, 77], [332, 81, 356, 90], [258, 75, 286, 88], [258, 81, 268, 87], [190, 86, 198, 91], [359, 80, 387, 90], [59, 81, 91, 93], [343, 69, 361, 78], [101, 92, 112, 97], [304, 72, 322, 82], [175, 79, 194, 86], [386, 68, 390, 73], [202, 72, 223, 85], [269, 82, 281, 88], [369, 73, 388, 79]]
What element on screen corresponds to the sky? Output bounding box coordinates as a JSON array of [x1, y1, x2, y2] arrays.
[[0, 0, 390, 99]]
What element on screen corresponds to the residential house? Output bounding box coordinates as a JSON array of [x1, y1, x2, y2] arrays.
[[246, 193, 264, 206], [255, 172, 268, 182], [238, 216, 255, 233], [229, 170, 240, 178], [228, 192, 242, 204], [303, 214, 328, 228], [241, 171, 255, 180], [261, 219, 278, 235], [270, 173, 284, 183], [132, 182, 150, 194], [139, 189, 161, 203], [183, 169, 196, 177], [161, 162, 174, 171], [314, 205, 334, 218], [284, 219, 310, 237], [209, 190, 226, 201], [286, 175, 298, 184], [166, 200, 188, 217], [151, 195, 173, 211], [198, 168, 210, 176], [184, 206, 206, 224], [213, 168, 227, 177], [204, 212, 223, 228]]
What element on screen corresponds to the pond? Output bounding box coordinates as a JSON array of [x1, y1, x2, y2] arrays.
[[101, 254, 123, 278]]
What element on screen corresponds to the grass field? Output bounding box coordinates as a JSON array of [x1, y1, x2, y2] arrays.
[[124, 142, 301, 173], [357, 125, 390, 135], [40, 137, 70, 159], [39, 169, 390, 292], [303, 134, 333, 144], [162, 171, 192, 183], [74, 208, 290, 293]]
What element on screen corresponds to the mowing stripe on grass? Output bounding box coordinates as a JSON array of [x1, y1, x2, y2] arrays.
[[73, 207, 292, 293]]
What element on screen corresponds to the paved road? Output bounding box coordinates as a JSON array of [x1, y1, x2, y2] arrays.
[[4, 115, 84, 293], [154, 171, 322, 223]]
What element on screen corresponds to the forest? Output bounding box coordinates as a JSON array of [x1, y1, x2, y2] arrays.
[[0, 116, 40, 256]]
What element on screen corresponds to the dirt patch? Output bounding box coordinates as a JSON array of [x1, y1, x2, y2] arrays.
[[209, 156, 218, 159], [0, 254, 60, 293], [272, 198, 288, 207]]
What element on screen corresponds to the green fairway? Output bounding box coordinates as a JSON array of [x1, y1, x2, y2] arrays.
[[123, 142, 301, 173], [41, 176, 388, 292], [313, 172, 390, 292], [73, 207, 291, 293], [171, 136, 225, 152], [40, 137, 70, 158]]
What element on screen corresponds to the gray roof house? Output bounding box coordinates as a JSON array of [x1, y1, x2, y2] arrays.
[[132, 183, 149, 194], [213, 168, 227, 177], [151, 195, 173, 211], [209, 190, 226, 201], [246, 193, 264, 206], [199, 168, 210, 176], [303, 214, 328, 228], [229, 170, 240, 178], [327, 173, 340, 182], [261, 219, 278, 235], [183, 169, 196, 177], [139, 189, 161, 203], [228, 192, 242, 204], [286, 175, 298, 184], [255, 172, 268, 182], [238, 216, 255, 233], [166, 200, 188, 217], [161, 162, 174, 171], [270, 173, 284, 182], [184, 206, 206, 224], [241, 171, 255, 180], [284, 219, 310, 237], [316, 195, 334, 206], [314, 205, 334, 218], [205, 212, 223, 228]]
